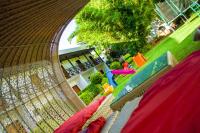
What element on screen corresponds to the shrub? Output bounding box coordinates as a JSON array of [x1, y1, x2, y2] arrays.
[[103, 72, 107, 77], [80, 91, 95, 105], [131, 62, 138, 69], [125, 57, 133, 64], [90, 72, 103, 84], [140, 44, 153, 53], [101, 77, 108, 85], [87, 83, 100, 94], [110, 61, 122, 69], [79, 83, 103, 105], [123, 53, 131, 60]]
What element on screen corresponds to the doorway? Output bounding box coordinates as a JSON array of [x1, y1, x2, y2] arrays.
[[72, 85, 81, 94]]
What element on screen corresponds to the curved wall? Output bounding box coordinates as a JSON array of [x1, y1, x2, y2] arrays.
[[0, 0, 88, 132]]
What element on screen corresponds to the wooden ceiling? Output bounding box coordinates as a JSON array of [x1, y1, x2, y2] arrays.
[[0, 1, 89, 132], [0, 0, 89, 68]]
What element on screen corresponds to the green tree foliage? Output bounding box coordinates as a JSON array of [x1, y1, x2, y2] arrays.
[[90, 72, 103, 84], [110, 61, 122, 69], [79, 83, 103, 105], [123, 53, 131, 60], [125, 57, 133, 64], [69, 0, 155, 53]]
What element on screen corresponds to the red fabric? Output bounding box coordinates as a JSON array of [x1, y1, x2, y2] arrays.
[[122, 50, 200, 133], [86, 117, 106, 133], [123, 62, 129, 70], [54, 96, 106, 133]]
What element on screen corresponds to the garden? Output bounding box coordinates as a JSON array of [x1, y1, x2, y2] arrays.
[[113, 16, 200, 97], [56, 0, 200, 131], [67, 0, 200, 103], [55, 0, 200, 132], [78, 72, 105, 105], [77, 14, 200, 106]]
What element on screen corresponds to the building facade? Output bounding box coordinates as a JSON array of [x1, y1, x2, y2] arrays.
[[59, 46, 107, 94]]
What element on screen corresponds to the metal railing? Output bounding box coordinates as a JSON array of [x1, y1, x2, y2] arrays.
[[64, 59, 103, 78]]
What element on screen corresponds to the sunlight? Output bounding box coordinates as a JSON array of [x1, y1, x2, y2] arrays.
[[59, 19, 78, 50]]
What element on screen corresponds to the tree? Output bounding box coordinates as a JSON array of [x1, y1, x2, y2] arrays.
[[69, 0, 156, 54]]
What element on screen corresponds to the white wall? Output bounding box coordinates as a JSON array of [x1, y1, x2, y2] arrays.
[[66, 63, 107, 91], [77, 75, 89, 90]]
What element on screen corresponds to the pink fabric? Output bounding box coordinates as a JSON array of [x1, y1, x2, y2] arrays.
[[86, 117, 106, 133], [122, 50, 200, 133], [111, 69, 136, 75], [54, 96, 106, 133]]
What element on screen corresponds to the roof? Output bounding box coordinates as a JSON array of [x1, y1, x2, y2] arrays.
[[59, 47, 95, 61], [58, 45, 88, 55]]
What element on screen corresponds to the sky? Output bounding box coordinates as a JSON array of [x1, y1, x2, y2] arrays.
[[59, 20, 78, 50]]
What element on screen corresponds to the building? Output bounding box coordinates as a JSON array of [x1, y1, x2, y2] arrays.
[[59, 46, 107, 93]]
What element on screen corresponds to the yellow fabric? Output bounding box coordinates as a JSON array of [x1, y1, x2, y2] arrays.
[[103, 83, 114, 96]]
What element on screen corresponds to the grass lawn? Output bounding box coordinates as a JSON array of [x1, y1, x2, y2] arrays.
[[113, 16, 200, 97]]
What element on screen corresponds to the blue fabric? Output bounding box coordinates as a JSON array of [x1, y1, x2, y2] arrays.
[[105, 67, 118, 87]]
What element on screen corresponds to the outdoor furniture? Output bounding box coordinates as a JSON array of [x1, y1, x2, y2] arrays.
[[132, 52, 147, 67], [100, 97, 142, 133], [122, 50, 200, 133], [110, 51, 178, 111], [109, 97, 142, 133]]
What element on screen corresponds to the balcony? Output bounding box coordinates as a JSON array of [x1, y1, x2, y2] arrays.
[[95, 57, 103, 64], [64, 59, 103, 79]]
